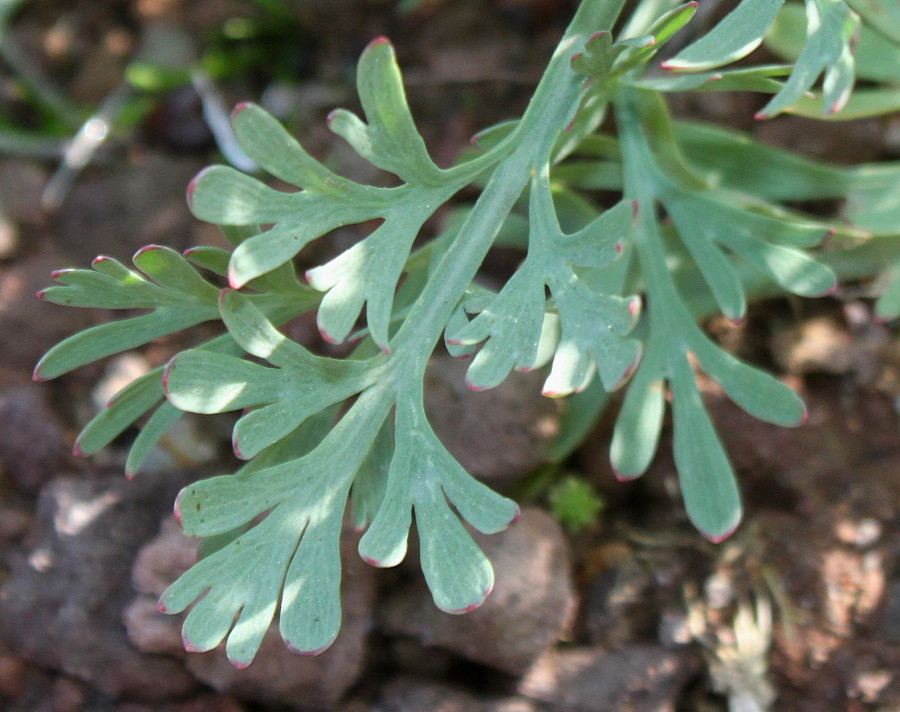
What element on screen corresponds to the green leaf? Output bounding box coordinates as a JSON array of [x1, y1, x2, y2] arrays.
[[668, 352, 742, 541], [328, 37, 444, 186], [357, 400, 516, 612], [846, 0, 900, 44], [686, 327, 806, 426], [164, 291, 382, 459], [758, 0, 860, 118], [307, 203, 435, 350], [452, 180, 639, 394], [663, 0, 784, 70], [715, 229, 836, 296], [610, 346, 667, 479], [125, 402, 183, 477], [74, 368, 164, 456], [35, 309, 216, 381], [632, 65, 789, 93], [875, 260, 900, 321], [163, 390, 390, 664], [784, 88, 900, 119]]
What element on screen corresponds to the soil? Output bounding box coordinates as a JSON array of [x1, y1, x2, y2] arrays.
[[0, 1, 897, 711]]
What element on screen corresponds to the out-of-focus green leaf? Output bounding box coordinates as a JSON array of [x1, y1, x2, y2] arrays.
[[758, 0, 860, 118], [663, 0, 784, 70]]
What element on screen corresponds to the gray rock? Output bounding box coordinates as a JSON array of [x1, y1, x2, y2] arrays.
[[380, 508, 576, 675], [517, 645, 697, 712], [0, 381, 66, 491], [54, 153, 202, 264], [128, 517, 378, 711], [377, 677, 538, 712], [0, 475, 198, 700], [424, 356, 560, 486]]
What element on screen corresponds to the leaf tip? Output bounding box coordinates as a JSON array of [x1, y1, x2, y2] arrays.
[[288, 640, 334, 656], [173, 488, 185, 526], [367, 35, 392, 50], [34, 289, 46, 300], [227, 268, 246, 290], [31, 363, 49, 382], [361, 554, 382, 567], [229, 657, 252, 669], [50, 268, 71, 280], [182, 633, 198, 653], [231, 101, 253, 120], [161, 358, 176, 393], [325, 109, 339, 129], [156, 598, 169, 614], [186, 175, 199, 207], [72, 439, 86, 458], [753, 110, 770, 122], [612, 466, 638, 483], [232, 434, 247, 460], [91, 255, 111, 267], [317, 324, 342, 345], [464, 379, 488, 393], [445, 584, 493, 614], [826, 98, 844, 116], [705, 520, 740, 544], [133, 244, 163, 261], [659, 60, 679, 70], [588, 30, 609, 41]]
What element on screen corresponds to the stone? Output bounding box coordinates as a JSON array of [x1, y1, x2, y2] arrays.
[[0, 475, 198, 700], [380, 508, 575, 675], [128, 517, 378, 710], [517, 645, 697, 712], [0, 380, 66, 491], [54, 153, 203, 264], [424, 356, 560, 487], [378, 677, 538, 712]]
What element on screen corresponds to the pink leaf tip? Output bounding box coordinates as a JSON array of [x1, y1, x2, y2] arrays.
[[161, 358, 176, 392], [50, 269, 71, 279], [367, 36, 391, 49], [185, 176, 199, 206], [827, 99, 844, 115], [705, 521, 739, 544], [35, 289, 46, 300], [753, 111, 770, 121], [588, 31, 610, 41], [464, 379, 488, 392], [91, 255, 111, 266], [72, 440, 85, 457], [156, 599, 169, 614], [231, 101, 253, 120], [317, 324, 341, 345], [361, 555, 381, 567], [31, 364, 48, 382]]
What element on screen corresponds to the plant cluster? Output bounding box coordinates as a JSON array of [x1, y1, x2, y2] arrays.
[[35, 0, 900, 665]]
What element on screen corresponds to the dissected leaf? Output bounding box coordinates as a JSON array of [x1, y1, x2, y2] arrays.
[[758, 0, 860, 118], [664, 0, 784, 70]]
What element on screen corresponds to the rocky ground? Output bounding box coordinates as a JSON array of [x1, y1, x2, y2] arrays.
[[0, 1, 898, 711]]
